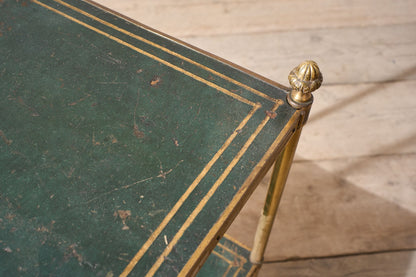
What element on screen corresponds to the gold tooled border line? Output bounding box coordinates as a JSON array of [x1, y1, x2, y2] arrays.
[[215, 244, 247, 276], [143, 101, 281, 277], [121, 104, 260, 276], [54, 0, 285, 104], [33, 0, 257, 107], [82, 0, 291, 94], [179, 111, 302, 276], [209, 235, 251, 277]]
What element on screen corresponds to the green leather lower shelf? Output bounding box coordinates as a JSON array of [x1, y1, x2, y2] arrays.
[[198, 235, 256, 277]]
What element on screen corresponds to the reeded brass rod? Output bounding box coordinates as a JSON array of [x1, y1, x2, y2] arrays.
[[249, 126, 303, 265]]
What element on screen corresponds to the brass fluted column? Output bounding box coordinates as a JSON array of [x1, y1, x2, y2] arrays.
[[249, 61, 323, 273]]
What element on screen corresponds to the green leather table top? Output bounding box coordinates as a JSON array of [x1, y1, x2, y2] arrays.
[[0, 0, 298, 276]]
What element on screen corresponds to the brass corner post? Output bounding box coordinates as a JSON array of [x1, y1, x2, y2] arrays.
[[249, 61, 322, 272]]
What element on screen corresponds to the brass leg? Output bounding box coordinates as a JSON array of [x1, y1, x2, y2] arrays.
[[249, 60, 323, 272], [249, 127, 302, 265]]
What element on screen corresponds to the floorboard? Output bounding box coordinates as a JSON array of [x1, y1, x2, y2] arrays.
[[185, 23, 416, 85], [298, 80, 416, 160], [93, 0, 416, 37], [259, 250, 416, 277]]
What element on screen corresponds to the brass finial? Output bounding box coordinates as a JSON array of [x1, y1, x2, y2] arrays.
[[287, 60, 322, 108]]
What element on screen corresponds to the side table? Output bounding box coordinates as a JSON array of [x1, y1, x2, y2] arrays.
[[0, 0, 322, 276]]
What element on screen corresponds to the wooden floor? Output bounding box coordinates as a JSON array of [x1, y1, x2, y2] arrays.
[[94, 1, 416, 276]]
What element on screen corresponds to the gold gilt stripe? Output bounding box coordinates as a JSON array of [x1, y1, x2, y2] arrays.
[[215, 244, 247, 277], [178, 111, 302, 276], [120, 104, 260, 277], [33, 0, 256, 107], [52, 0, 280, 104], [211, 251, 234, 277], [214, 238, 254, 277], [145, 102, 281, 277], [217, 244, 247, 263], [212, 250, 233, 265]]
